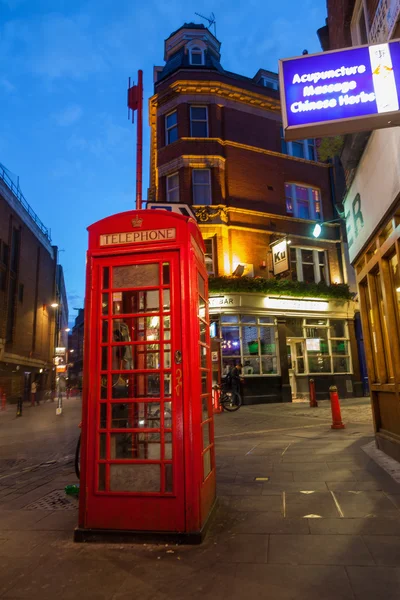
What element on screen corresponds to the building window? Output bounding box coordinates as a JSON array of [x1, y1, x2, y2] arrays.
[[190, 46, 204, 65], [284, 183, 322, 220], [166, 173, 179, 203], [280, 128, 317, 161], [204, 237, 217, 275], [190, 106, 208, 137], [261, 76, 279, 90], [287, 318, 351, 374], [221, 314, 278, 376], [290, 247, 329, 284], [165, 111, 178, 145], [193, 169, 211, 205], [0, 241, 9, 266]]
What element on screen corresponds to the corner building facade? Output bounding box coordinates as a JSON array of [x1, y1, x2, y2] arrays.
[[325, 0, 400, 460], [149, 23, 362, 404]]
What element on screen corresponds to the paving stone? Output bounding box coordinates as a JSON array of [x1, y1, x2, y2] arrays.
[[327, 481, 398, 492], [292, 470, 356, 482], [217, 483, 263, 496], [268, 534, 374, 565], [309, 518, 400, 535], [333, 491, 400, 518], [228, 495, 283, 513], [232, 564, 354, 599], [386, 494, 400, 508], [0, 509, 49, 530], [346, 566, 400, 600], [262, 481, 329, 494], [230, 513, 310, 534], [362, 535, 400, 566], [285, 492, 340, 518]]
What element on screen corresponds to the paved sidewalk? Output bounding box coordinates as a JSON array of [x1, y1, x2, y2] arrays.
[[1, 397, 400, 599]]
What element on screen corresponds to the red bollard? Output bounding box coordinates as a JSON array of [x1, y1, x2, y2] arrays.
[[309, 378, 318, 407], [329, 385, 345, 429], [212, 386, 223, 414]]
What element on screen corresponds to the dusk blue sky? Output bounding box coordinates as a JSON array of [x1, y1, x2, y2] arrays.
[[0, 0, 327, 326]]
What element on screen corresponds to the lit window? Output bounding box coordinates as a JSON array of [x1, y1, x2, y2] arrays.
[[290, 247, 328, 284], [165, 111, 178, 145], [280, 127, 317, 161], [204, 238, 217, 275], [193, 169, 211, 205], [166, 173, 179, 203], [190, 46, 204, 65], [190, 106, 208, 137], [284, 183, 322, 220], [261, 76, 279, 90]]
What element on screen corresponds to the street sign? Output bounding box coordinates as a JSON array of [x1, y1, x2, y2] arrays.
[[271, 239, 289, 275], [147, 203, 196, 220], [279, 39, 400, 140]]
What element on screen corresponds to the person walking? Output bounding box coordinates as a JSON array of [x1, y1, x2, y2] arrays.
[[31, 380, 38, 406]]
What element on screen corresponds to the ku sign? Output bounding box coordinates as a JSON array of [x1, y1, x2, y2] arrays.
[[271, 239, 289, 275], [279, 40, 400, 140]]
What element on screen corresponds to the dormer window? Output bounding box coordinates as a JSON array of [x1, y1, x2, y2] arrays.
[[190, 46, 204, 65]]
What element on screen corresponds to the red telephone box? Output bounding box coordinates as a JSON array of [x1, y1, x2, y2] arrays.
[[75, 210, 216, 543]]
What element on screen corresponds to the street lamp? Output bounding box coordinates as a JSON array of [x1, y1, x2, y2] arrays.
[[312, 218, 342, 238]]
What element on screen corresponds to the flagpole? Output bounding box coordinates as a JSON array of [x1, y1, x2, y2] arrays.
[[135, 70, 143, 211]]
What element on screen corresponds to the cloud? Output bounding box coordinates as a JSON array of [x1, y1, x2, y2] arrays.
[[0, 77, 15, 92], [53, 104, 83, 127]]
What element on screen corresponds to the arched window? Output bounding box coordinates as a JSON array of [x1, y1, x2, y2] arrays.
[[190, 46, 204, 65]]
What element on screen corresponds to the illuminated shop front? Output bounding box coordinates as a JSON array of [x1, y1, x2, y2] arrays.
[[209, 293, 360, 404]]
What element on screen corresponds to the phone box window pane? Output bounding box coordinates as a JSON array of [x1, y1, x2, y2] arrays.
[[202, 396, 208, 420], [111, 345, 133, 370], [201, 372, 208, 394], [164, 374, 172, 397], [99, 434, 106, 459], [164, 402, 172, 428], [163, 316, 171, 340], [203, 450, 212, 479], [102, 320, 109, 343], [110, 464, 160, 492], [198, 273, 205, 297], [164, 345, 171, 369], [112, 290, 159, 315], [100, 376, 108, 399], [111, 402, 161, 429], [102, 293, 109, 315], [98, 464, 106, 491], [162, 263, 170, 285], [111, 433, 161, 459], [165, 464, 173, 492], [163, 289, 170, 310], [103, 267, 109, 289], [203, 422, 210, 449], [200, 320, 207, 343], [111, 373, 160, 399], [100, 404, 107, 429], [101, 347, 108, 371], [165, 432, 172, 459], [113, 264, 159, 288]]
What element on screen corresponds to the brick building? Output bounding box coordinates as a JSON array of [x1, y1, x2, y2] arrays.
[[149, 23, 362, 403], [0, 163, 61, 403], [323, 1, 400, 460]]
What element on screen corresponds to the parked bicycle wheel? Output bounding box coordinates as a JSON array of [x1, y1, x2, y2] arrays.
[[220, 391, 242, 412]]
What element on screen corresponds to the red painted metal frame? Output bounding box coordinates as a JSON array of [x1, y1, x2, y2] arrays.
[[79, 210, 216, 535]]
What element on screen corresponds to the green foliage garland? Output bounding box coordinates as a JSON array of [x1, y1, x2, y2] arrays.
[[208, 276, 354, 301]]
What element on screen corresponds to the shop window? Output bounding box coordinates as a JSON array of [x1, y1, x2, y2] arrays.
[[192, 169, 211, 205], [280, 128, 317, 161], [166, 173, 179, 203], [204, 237, 217, 276], [290, 247, 328, 283], [190, 106, 208, 137], [221, 315, 278, 376], [284, 183, 322, 220], [376, 270, 394, 380], [165, 111, 178, 145]]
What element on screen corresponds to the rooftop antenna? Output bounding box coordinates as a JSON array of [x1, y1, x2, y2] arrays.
[[195, 11, 216, 37]]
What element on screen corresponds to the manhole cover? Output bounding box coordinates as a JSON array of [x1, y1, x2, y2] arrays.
[[24, 490, 77, 511]]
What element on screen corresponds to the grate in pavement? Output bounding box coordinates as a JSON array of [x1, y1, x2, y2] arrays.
[[24, 490, 77, 511]]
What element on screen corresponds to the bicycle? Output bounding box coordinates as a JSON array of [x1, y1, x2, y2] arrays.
[[213, 380, 243, 412]]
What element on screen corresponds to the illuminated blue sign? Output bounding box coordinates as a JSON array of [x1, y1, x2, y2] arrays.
[[279, 40, 400, 140]]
